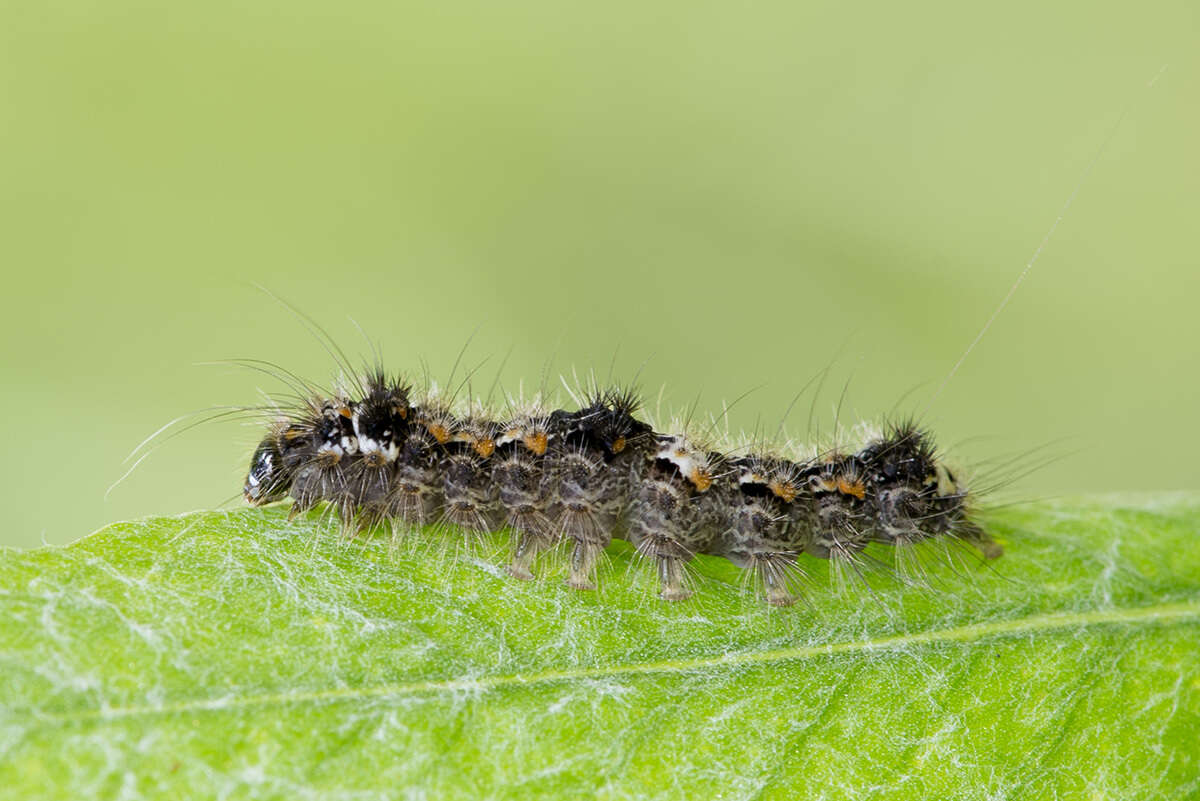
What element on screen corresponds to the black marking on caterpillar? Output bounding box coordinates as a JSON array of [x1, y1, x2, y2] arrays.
[[242, 375, 1001, 607]]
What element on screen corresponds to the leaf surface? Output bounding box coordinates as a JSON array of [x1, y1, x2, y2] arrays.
[[2, 496, 1198, 800]]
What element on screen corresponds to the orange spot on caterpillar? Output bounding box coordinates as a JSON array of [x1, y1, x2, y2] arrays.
[[472, 438, 495, 459], [837, 476, 866, 499], [768, 479, 798, 503], [689, 468, 713, 492], [523, 431, 548, 455], [427, 423, 450, 444], [612, 436, 626, 454]]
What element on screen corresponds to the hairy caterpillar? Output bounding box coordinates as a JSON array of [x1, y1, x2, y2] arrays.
[[241, 367, 1001, 607]]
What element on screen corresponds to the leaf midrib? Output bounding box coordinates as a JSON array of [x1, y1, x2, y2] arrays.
[[20, 599, 1199, 725]]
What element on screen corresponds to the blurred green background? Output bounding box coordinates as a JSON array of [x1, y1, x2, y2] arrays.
[[1, 1, 1196, 548]]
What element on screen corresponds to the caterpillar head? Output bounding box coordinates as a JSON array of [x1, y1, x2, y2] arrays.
[[243, 423, 302, 505]]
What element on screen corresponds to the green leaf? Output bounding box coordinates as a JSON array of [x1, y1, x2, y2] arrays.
[[2, 495, 1198, 800]]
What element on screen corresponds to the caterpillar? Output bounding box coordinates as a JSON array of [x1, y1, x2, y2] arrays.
[[241, 368, 1001, 607]]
